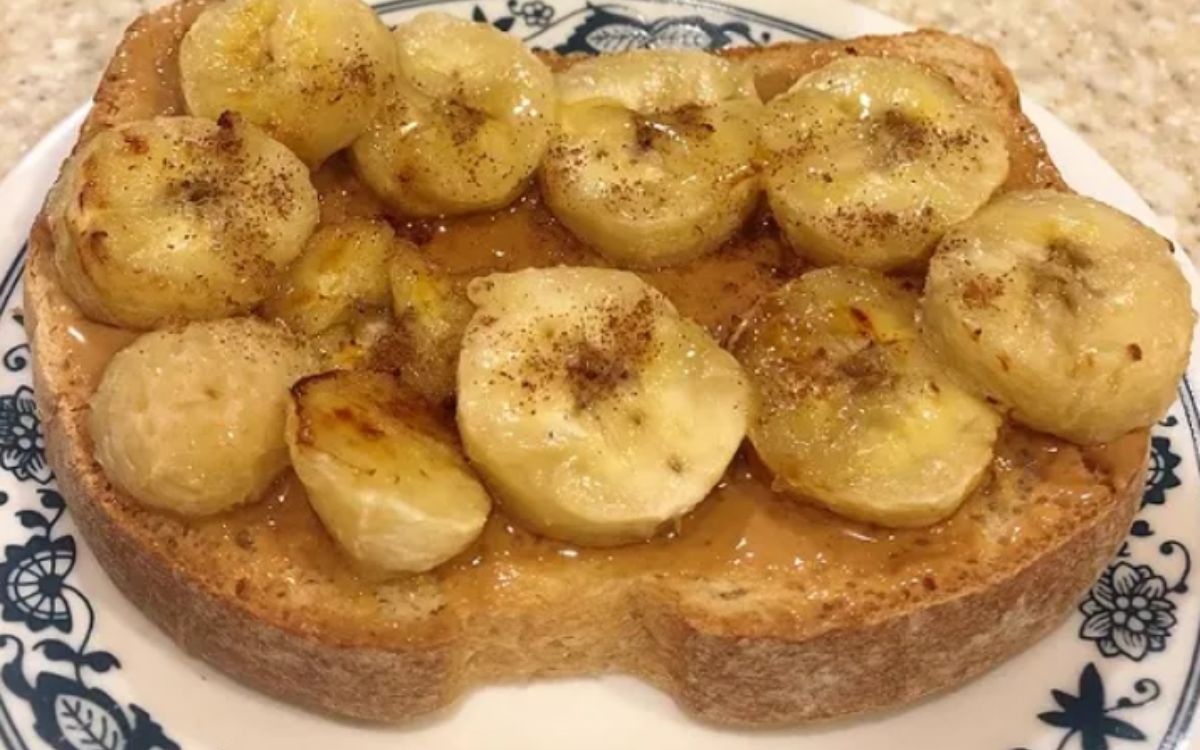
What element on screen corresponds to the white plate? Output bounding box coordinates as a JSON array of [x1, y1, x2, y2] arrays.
[[0, 1, 1196, 748]]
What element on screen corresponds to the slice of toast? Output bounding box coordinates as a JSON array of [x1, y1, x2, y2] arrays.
[[24, 0, 1148, 726]]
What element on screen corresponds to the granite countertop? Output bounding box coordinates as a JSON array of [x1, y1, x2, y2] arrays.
[[1, 0, 1196, 252]]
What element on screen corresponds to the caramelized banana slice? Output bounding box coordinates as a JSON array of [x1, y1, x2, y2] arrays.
[[457, 267, 750, 545], [49, 116, 319, 329], [380, 245, 473, 406], [922, 190, 1195, 443], [262, 219, 396, 336], [540, 50, 761, 268], [732, 267, 1001, 527], [287, 369, 491, 573], [351, 12, 556, 216], [555, 49, 758, 112], [90, 318, 316, 516], [180, 0, 396, 165], [761, 57, 1009, 270]]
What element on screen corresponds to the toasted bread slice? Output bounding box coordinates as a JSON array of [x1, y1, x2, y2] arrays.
[[25, 0, 1148, 726]]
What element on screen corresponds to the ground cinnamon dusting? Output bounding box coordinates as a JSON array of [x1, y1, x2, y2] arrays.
[[516, 294, 660, 412], [961, 275, 1005, 309], [878, 109, 929, 163], [443, 98, 488, 147], [839, 344, 898, 394]]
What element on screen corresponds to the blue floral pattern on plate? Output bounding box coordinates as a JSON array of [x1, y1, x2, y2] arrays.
[[1018, 664, 1161, 750], [0, 388, 49, 486], [1080, 563, 1180, 662], [0, 278, 179, 749]]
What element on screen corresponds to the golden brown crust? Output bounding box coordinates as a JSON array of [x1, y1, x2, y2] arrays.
[[24, 0, 1144, 725]]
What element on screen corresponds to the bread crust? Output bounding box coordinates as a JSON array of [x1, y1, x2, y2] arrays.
[[24, 0, 1147, 725]]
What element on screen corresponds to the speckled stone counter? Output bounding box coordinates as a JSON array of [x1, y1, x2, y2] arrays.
[[1, 0, 1196, 251]]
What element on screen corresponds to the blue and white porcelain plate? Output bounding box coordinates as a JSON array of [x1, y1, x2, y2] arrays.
[[0, 1, 1196, 748]]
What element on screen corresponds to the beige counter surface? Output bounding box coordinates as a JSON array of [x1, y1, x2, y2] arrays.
[[1, 0, 1196, 251]]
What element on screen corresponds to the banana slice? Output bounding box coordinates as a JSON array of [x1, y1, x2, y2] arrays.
[[350, 12, 556, 217], [540, 50, 761, 269], [180, 0, 396, 165], [922, 190, 1194, 444], [287, 369, 491, 573], [377, 245, 474, 406], [90, 318, 316, 516], [49, 115, 319, 330], [312, 308, 395, 372], [457, 267, 750, 545], [761, 56, 1009, 271], [262, 219, 397, 336], [731, 267, 1001, 527], [554, 49, 754, 112]]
